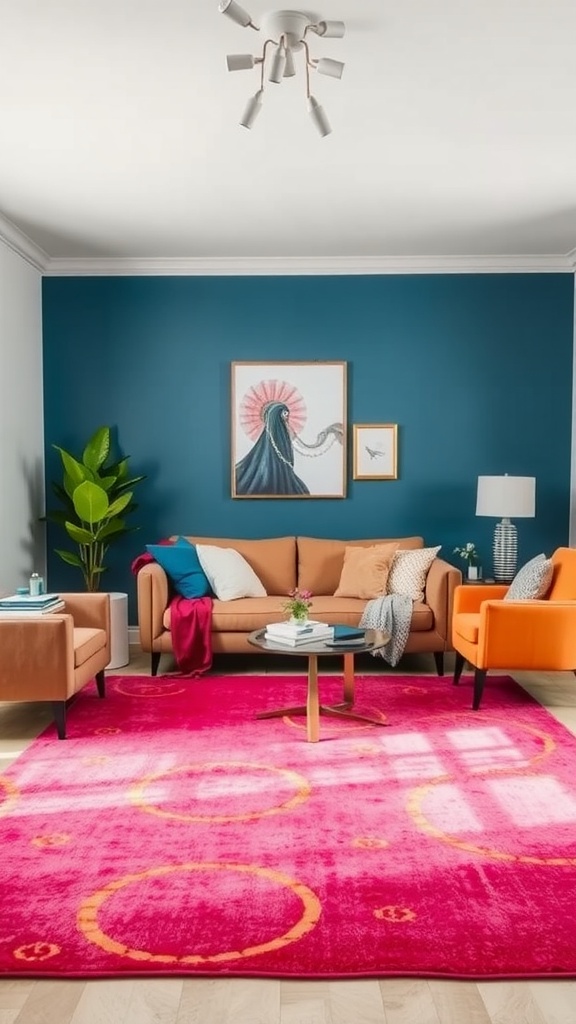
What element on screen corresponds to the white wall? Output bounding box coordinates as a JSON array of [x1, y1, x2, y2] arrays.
[[0, 240, 44, 594]]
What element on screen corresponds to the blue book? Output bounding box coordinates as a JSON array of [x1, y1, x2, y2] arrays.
[[331, 624, 365, 641]]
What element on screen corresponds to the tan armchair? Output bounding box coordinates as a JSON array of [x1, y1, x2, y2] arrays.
[[0, 592, 110, 739]]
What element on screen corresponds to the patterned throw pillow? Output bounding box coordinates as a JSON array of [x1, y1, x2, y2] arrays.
[[504, 554, 553, 601], [387, 546, 441, 602], [334, 543, 399, 599]]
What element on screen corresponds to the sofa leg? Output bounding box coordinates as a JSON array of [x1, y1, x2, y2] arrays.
[[151, 652, 161, 676], [473, 669, 487, 710], [453, 651, 465, 686], [95, 670, 106, 698], [52, 701, 66, 739], [433, 652, 444, 676]]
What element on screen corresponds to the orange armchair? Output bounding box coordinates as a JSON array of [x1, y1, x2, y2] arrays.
[[452, 547, 576, 709]]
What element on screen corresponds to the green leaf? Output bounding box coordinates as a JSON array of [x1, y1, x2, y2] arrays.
[[96, 519, 126, 540], [106, 457, 128, 481], [55, 549, 84, 568], [83, 427, 111, 473], [96, 475, 117, 492], [72, 480, 110, 524], [106, 491, 132, 518], [54, 447, 89, 489], [65, 522, 95, 545]]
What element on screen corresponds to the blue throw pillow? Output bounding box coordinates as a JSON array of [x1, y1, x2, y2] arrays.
[[146, 538, 213, 599]]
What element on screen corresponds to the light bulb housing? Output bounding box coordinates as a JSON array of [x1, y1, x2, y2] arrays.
[[283, 48, 296, 77], [268, 42, 287, 83], [314, 20, 345, 38], [240, 89, 263, 129], [316, 57, 344, 79], [308, 95, 332, 137], [219, 0, 254, 29], [226, 53, 256, 71]]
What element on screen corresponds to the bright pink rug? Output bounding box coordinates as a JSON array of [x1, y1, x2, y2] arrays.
[[1, 671, 576, 979]]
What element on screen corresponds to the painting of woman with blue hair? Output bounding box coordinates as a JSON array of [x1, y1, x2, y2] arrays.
[[231, 363, 347, 498]]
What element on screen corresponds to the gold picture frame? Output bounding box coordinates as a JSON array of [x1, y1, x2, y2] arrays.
[[353, 424, 398, 480], [231, 361, 347, 498]]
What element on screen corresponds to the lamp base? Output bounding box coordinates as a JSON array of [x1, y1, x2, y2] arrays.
[[260, 11, 318, 50], [492, 518, 518, 583]]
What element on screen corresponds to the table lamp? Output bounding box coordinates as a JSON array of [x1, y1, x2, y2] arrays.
[[476, 474, 536, 582]]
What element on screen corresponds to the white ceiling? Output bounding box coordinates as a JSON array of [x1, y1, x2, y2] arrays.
[[1, 0, 576, 270]]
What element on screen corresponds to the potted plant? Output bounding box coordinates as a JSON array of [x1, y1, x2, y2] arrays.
[[282, 588, 313, 624], [46, 426, 146, 591], [453, 542, 481, 580]]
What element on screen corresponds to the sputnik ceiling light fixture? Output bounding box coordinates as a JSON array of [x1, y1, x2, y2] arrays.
[[218, 2, 346, 136]]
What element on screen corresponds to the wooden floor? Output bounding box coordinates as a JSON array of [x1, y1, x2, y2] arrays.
[[1, 649, 576, 1024]]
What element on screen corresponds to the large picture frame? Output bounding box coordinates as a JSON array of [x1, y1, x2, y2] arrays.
[[231, 361, 347, 498], [353, 424, 398, 480]]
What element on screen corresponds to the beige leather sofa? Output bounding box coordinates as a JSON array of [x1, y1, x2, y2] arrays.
[[136, 536, 461, 676], [0, 592, 110, 739]]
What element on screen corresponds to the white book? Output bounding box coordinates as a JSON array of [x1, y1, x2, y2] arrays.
[[264, 627, 333, 647], [266, 619, 330, 637]]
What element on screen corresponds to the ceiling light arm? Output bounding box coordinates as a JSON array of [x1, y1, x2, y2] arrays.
[[302, 39, 313, 99]]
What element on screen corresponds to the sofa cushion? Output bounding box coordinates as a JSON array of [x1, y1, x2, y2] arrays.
[[146, 538, 213, 599], [297, 537, 424, 595], [504, 554, 554, 601], [196, 545, 267, 601], [387, 546, 441, 602], [334, 543, 398, 599], [179, 536, 297, 595]]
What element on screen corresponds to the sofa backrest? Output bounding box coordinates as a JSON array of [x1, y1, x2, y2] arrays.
[[548, 547, 576, 601], [180, 536, 297, 594], [296, 536, 424, 594]]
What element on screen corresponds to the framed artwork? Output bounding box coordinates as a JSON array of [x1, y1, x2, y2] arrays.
[[231, 361, 347, 498], [353, 424, 398, 480]]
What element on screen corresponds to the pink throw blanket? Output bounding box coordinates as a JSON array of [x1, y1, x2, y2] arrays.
[[131, 548, 213, 676]]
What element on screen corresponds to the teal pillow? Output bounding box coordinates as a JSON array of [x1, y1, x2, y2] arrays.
[[146, 538, 213, 599]]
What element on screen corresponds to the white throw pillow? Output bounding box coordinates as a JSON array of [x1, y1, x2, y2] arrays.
[[387, 546, 441, 602], [196, 545, 267, 601], [504, 554, 553, 601]]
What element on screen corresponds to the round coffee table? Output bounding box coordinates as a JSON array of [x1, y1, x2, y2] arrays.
[[248, 627, 390, 743]]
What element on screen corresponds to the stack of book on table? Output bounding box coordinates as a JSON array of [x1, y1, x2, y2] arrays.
[[264, 620, 334, 646], [0, 593, 65, 615]]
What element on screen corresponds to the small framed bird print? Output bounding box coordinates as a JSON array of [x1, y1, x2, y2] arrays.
[[353, 424, 398, 480]]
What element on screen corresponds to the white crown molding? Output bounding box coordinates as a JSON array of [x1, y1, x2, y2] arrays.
[[567, 246, 576, 272], [0, 213, 49, 272], [43, 253, 575, 276]]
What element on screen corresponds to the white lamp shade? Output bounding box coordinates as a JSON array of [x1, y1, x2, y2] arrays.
[[226, 53, 255, 71], [268, 43, 287, 83], [308, 95, 331, 137], [240, 89, 263, 128], [283, 48, 296, 77], [315, 20, 346, 38], [476, 475, 536, 519], [218, 0, 253, 27], [316, 57, 344, 79]]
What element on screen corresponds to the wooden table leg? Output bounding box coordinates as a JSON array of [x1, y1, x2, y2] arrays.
[[306, 654, 320, 743], [342, 652, 355, 704]]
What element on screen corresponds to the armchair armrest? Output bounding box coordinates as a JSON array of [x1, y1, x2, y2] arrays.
[[477, 600, 576, 669], [59, 593, 110, 633], [424, 558, 462, 646], [0, 615, 75, 700], [453, 584, 508, 613], [136, 563, 170, 652]]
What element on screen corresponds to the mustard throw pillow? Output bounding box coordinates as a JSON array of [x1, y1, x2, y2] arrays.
[[334, 543, 399, 599]]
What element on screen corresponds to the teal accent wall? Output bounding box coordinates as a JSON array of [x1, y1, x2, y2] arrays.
[[42, 274, 574, 618]]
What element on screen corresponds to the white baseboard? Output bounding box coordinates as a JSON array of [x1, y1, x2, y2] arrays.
[[128, 626, 140, 645]]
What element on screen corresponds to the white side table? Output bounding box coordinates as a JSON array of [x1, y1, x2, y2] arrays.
[[106, 591, 130, 670]]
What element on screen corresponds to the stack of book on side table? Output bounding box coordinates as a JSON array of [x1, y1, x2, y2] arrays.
[[0, 593, 65, 615], [264, 620, 334, 647]]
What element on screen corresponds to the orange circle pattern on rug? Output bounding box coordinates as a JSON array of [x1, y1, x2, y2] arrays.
[[0, 775, 19, 816], [13, 942, 61, 962], [31, 833, 71, 848], [373, 906, 417, 923], [77, 862, 321, 965], [406, 717, 574, 865], [114, 680, 186, 697], [130, 761, 311, 822]]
